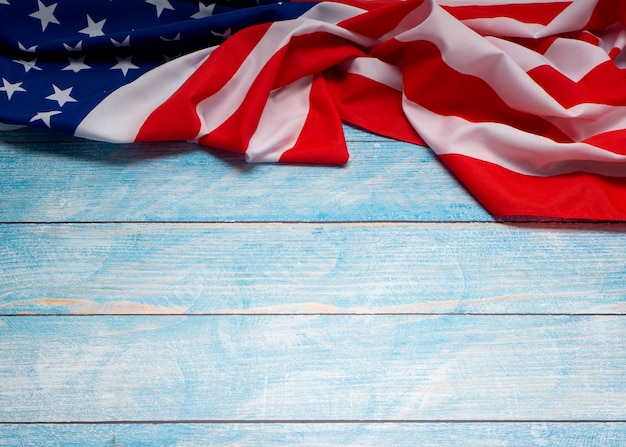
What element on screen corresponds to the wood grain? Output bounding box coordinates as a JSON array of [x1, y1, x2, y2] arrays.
[[2, 125, 624, 443], [0, 127, 489, 223], [1, 423, 625, 446], [1, 315, 624, 422], [1, 223, 625, 315]]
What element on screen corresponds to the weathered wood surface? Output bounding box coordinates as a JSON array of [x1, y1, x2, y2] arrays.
[[1, 315, 625, 422], [0, 127, 490, 222], [1, 423, 626, 447], [1, 125, 625, 445], [1, 223, 625, 315]]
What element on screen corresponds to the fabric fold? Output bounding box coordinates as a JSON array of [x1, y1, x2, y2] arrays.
[[1, 0, 625, 220]]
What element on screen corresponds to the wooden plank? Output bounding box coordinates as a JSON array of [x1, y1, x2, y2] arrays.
[[1, 423, 626, 446], [1, 223, 625, 315], [1, 315, 624, 422], [0, 128, 489, 223]]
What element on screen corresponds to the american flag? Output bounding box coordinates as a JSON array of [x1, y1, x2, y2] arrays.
[[1, 0, 625, 221]]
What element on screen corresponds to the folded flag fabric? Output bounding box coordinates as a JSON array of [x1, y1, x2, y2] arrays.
[[1, 0, 625, 221]]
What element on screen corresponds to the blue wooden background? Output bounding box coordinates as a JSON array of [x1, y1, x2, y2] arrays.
[[1, 126, 625, 445]]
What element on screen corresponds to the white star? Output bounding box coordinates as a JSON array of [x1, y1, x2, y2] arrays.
[[30, 111, 62, 128], [18, 42, 37, 53], [0, 78, 26, 100], [191, 2, 215, 19], [111, 35, 130, 47], [63, 41, 83, 51], [13, 58, 42, 73], [159, 33, 180, 42], [0, 1, 10, 5], [79, 15, 106, 37], [110, 56, 139, 76], [62, 56, 91, 73], [211, 28, 231, 39], [145, 0, 174, 17], [45, 85, 77, 107], [29, 0, 60, 31]]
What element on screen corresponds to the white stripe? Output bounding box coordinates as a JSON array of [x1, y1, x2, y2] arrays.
[[339, 57, 402, 91], [75, 47, 215, 143], [597, 23, 626, 55], [528, 0, 597, 37], [299, 1, 365, 24], [193, 5, 376, 142], [378, 0, 434, 43], [439, 0, 597, 38], [460, 18, 554, 39], [484, 35, 546, 72], [543, 38, 610, 82], [489, 34, 612, 83], [547, 103, 626, 141], [403, 97, 626, 178], [245, 75, 313, 163]]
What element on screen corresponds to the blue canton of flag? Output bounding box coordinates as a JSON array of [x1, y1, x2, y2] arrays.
[[0, 0, 316, 133]]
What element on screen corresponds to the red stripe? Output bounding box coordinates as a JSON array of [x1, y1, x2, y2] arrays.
[[197, 46, 290, 154], [338, 0, 424, 40], [509, 36, 558, 55], [442, 2, 572, 26], [379, 39, 573, 143], [577, 30, 600, 46], [527, 60, 626, 109], [326, 69, 424, 145], [279, 73, 349, 164], [272, 32, 366, 89], [136, 23, 272, 142], [584, 129, 626, 156], [440, 153, 626, 221], [609, 47, 622, 60], [585, 0, 626, 29]]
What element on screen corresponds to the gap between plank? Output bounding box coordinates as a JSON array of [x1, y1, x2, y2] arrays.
[[1, 313, 625, 317], [4, 420, 626, 425], [2, 220, 626, 226]]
